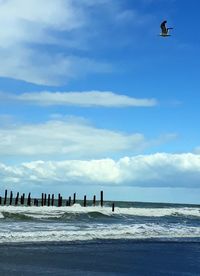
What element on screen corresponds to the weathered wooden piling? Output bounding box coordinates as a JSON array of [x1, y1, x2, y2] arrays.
[[9, 191, 13, 205], [100, 190, 103, 207], [51, 194, 54, 206], [73, 193, 76, 204], [27, 193, 31, 206], [15, 192, 19, 206], [4, 189, 7, 205], [83, 195, 87, 207], [93, 195, 96, 206], [69, 196, 71, 206], [44, 193, 47, 206], [58, 193, 61, 207], [41, 193, 44, 206], [21, 193, 25, 205], [112, 203, 115, 212], [47, 194, 50, 206], [1, 190, 107, 209]]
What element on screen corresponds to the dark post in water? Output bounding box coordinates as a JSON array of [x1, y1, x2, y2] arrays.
[[9, 191, 13, 206], [73, 193, 76, 205], [4, 189, 7, 205], [44, 193, 47, 206], [51, 194, 54, 206], [41, 193, 44, 207], [27, 193, 31, 206], [15, 192, 19, 206], [69, 196, 71, 206], [84, 195, 87, 207], [112, 203, 115, 212], [100, 190, 103, 207], [47, 194, 50, 206], [93, 195, 96, 206]]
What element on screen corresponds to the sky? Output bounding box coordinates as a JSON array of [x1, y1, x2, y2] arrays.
[[0, 0, 200, 204]]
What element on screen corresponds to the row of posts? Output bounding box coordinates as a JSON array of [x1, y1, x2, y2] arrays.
[[0, 190, 115, 211]]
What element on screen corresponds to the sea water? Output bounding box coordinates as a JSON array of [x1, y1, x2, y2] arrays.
[[0, 201, 199, 244]]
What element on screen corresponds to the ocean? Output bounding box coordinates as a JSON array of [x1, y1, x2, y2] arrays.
[[0, 201, 200, 275]]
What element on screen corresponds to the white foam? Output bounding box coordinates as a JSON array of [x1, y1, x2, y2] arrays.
[[0, 212, 4, 219], [0, 223, 199, 243]]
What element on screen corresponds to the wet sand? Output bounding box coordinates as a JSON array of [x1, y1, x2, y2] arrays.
[[0, 240, 200, 275]]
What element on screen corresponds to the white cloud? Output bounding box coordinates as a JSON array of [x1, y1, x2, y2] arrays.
[[0, 0, 154, 85], [0, 0, 84, 46], [0, 49, 112, 85], [0, 119, 145, 158], [0, 0, 114, 85], [0, 118, 174, 159], [0, 153, 200, 188], [4, 91, 157, 107]]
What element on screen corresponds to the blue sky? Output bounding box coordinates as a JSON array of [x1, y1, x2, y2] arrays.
[[0, 0, 200, 203]]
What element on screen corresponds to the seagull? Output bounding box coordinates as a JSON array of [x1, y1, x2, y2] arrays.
[[160, 20, 173, 37]]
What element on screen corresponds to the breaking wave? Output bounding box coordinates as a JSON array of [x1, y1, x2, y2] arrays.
[[0, 204, 199, 244], [0, 205, 199, 221]]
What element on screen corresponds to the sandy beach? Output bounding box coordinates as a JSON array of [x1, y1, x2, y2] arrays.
[[0, 240, 200, 275]]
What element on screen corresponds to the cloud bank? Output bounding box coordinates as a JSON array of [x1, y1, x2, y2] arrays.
[[2, 91, 157, 107], [1, 153, 200, 188], [0, 0, 147, 85], [0, 118, 173, 159], [0, 0, 116, 85]]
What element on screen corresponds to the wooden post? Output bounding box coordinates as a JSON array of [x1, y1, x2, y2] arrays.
[[27, 193, 31, 206], [73, 193, 76, 204], [112, 203, 115, 212], [4, 189, 7, 205], [44, 193, 47, 206], [83, 195, 87, 207], [20, 195, 23, 205], [47, 194, 50, 206], [9, 191, 13, 205], [51, 194, 54, 206], [100, 190, 103, 207], [58, 193, 61, 207], [69, 196, 71, 206], [60, 196, 62, 207], [15, 192, 19, 206], [93, 195, 96, 206], [22, 193, 25, 205], [41, 193, 44, 206], [0, 196, 1, 205]]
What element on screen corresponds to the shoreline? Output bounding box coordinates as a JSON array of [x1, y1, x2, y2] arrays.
[[0, 237, 200, 246]]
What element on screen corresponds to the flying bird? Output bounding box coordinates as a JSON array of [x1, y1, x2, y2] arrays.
[[160, 20, 173, 37]]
